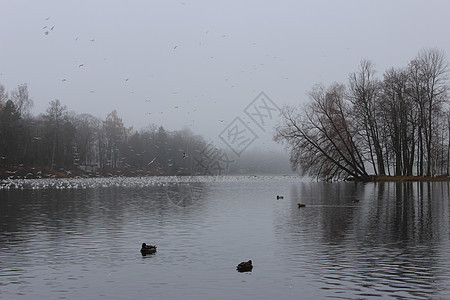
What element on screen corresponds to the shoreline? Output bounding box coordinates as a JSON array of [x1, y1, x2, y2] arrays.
[[345, 175, 450, 182], [2, 166, 450, 182]]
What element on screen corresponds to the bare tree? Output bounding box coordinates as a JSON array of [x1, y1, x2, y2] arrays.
[[380, 67, 416, 175], [0, 84, 8, 109], [72, 113, 101, 166], [275, 83, 370, 181], [102, 110, 127, 168], [44, 99, 69, 170], [10, 83, 33, 117], [416, 48, 448, 176], [348, 60, 385, 175]]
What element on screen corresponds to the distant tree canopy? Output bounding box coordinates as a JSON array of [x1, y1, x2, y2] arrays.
[[275, 48, 450, 181], [0, 84, 211, 176]]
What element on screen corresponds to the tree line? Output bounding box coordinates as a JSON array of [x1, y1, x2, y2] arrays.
[[275, 48, 449, 181], [0, 84, 211, 177]]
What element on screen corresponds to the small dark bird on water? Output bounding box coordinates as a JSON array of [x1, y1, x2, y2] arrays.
[[353, 199, 360, 203], [141, 243, 157, 256], [276, 195, 283, 200], [237, 260, 253, 272], [298, 203, 306, 208]]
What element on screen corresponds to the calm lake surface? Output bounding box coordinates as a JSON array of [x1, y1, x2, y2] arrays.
[[1, 176, 450, 299]]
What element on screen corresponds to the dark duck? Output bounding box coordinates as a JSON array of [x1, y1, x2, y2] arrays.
[[140, 243, 157, 256], [236, 260, 253, 272]]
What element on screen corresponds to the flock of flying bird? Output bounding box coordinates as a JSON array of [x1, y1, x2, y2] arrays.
[[39, 14, 263, 128]]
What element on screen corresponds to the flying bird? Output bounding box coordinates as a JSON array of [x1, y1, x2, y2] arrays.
[[50, 26, 54, 30], [79, 64, 84, 67], [148, 157, 157, 165], [62, 79, 67, 82], [45, 17, 50, 20], [44, 31, 49, 35]]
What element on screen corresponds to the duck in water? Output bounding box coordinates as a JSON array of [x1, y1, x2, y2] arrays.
[[236, 260, 253, 272], [140, 243, 157, 256]]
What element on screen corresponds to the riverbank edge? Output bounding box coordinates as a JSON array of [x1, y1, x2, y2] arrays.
[[346, 175, 450, 182]]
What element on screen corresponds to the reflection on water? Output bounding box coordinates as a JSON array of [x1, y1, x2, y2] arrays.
[[1, 177, 450, 299], [274, 181, 450, 299]]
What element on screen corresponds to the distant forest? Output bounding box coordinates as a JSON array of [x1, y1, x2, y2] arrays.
[[276, 48, 450, 181], [0, 84, 292, 179], [0, 84, 215, 178]]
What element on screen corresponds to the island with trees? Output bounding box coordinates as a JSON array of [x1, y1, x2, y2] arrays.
[[275, 48, 449, 182]]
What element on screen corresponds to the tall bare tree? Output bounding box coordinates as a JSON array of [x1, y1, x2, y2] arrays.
[[44, 99, 69, 169], [416, 48, 448, 176], [348, 60, 385, 175], [275, 83, 370, 181], [72, 113, 101, 166], [10, 83, 33, 117], [0, 84, 8, 109], [381, 67, 416, 175], [102, 110, 127, 168]]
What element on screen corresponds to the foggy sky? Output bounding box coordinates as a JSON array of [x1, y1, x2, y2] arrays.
[[1, 0, 450, 152]]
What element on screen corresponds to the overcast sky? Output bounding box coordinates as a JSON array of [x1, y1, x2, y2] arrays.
[[1, 0, 450, 152]]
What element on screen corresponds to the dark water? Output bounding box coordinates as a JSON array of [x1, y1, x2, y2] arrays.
[[1, 176, 449, 299]]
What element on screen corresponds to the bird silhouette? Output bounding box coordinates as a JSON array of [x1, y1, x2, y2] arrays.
[[236, 260, 253, 272], [147, 157, 157, 165]]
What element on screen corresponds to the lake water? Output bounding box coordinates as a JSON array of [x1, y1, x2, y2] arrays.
[[1, 176, 450, 299]]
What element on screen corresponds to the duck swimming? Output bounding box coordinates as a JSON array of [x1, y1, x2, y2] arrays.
[[276, 195, 284, 200], [298, 203, 306, 208], [141, 243, 157, 256], [236, 260, 253, 272]]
